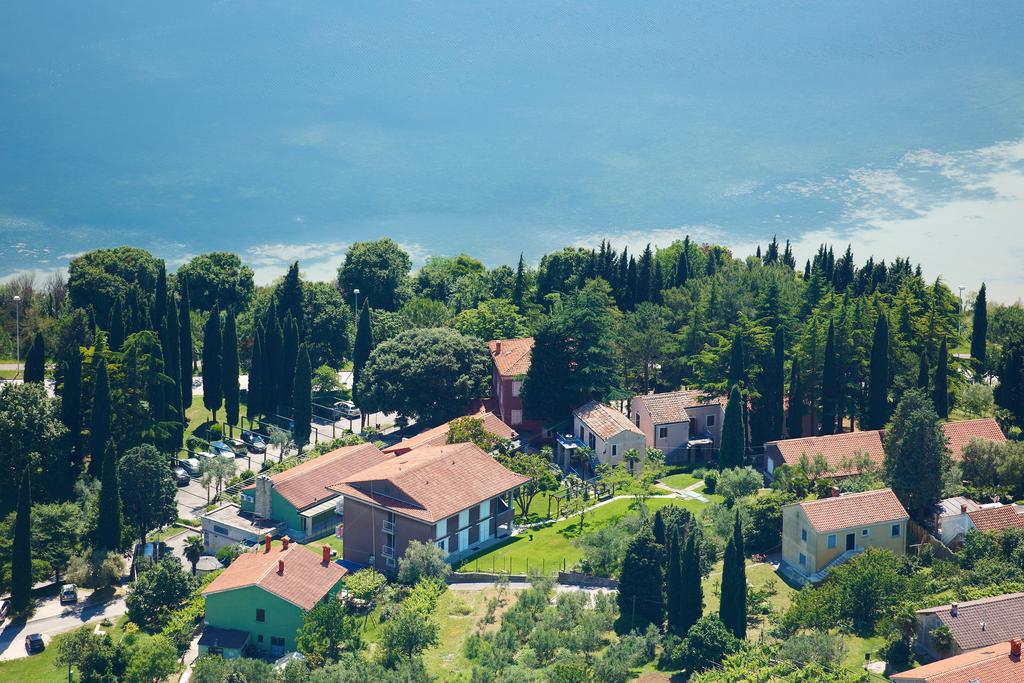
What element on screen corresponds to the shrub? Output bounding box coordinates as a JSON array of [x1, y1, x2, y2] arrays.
[[716, 467, 761, 505], [66, 549, 123, 589], [703, 471, 718, 494], [397, 540, 451, 585]]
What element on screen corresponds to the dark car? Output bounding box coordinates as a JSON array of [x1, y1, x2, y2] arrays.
[[241, 430, 268, 454], [25, 633, 45, 654], [173, 466, 190, 486], [224, 438, 248, 456]]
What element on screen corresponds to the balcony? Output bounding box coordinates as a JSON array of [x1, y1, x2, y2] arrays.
[[382, 520, 395, 534], [381, 545, 395, 559]]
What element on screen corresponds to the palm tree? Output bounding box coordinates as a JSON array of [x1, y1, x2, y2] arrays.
[[624, 448, 642, 475], [183, 535, 204, 575]]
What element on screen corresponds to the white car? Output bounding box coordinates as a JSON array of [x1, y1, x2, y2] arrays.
[[179, 457, 202, 475]]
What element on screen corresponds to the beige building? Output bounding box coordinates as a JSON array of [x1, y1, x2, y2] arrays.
[[629, 390, 724, 464], [562, 401, 646, 475], [781, 488, 908, 584]]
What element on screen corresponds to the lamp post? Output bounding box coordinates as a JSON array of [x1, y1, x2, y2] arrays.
[[958, 285, 965, 338], [13, 294, 20, 379], [353, 288, 360, 315]]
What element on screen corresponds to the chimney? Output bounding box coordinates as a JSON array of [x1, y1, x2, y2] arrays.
[[1011, 639, 1022, 659], [281, 535, 290, 551], [278, 559, 284, 575], [322, 545, 331, 564], [961, 503, 968, 514], [830, 486, 840, 498], [495, 341, 501, 354], [951, 602, 959, 617], [264, 534, 272, 553]]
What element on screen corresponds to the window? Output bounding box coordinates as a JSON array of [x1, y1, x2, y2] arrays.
[[579, 426, 584, 440], [213, 524, 228, 535], [801, 528, 807, 543], [707, 415, 716, 427], [588, 434, 596, 449], [258, 635, 263, 643], [891, 524, 901, 537], [271, 637, 285, 647], [659, 427, 668, 439], [511, 409, 522, 425], [861, 528, 869, 537], [827, 534, 837, 549], [512, 381, 522, 397], [611, 445, 617, 457], [256, 609, 265, 622], [798, 553, 806, 567]]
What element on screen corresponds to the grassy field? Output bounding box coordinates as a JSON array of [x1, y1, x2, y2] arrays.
[[302, 533, 344, 558], [0, 615, 130, 682], [659, 471, 702, 490], [457, 496, 711, 575]]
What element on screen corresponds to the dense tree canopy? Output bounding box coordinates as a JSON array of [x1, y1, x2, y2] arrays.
[[338, 238, 412, 312], [175, 252, 255, 312], [68, 247, 161, 325]]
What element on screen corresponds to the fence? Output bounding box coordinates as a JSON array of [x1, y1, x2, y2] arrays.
[[908, 519, 955, 562], [454, 555, 576, 577]]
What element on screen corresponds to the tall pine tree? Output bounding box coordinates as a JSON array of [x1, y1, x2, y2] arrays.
[[680, 529, 704, 634], [154, 260, 167, 330], [222, 309, 240, 426], [512, 254, 526, 312], [277, 262, 304, 332], [665, 528, 685, 635], [867, 312, 891, 430], [249, 325, 264, 419], [23, 331, 45, 383], [934, 337, 949, 418], [719, 384, 746, 469], [884, 389, 946, 521], [60, 324, 85, 473], [178, 278, 194, 411], [971, 284, 987, 376], [719, 511, 747, 640], [293, 343, 312, 450], [727, 331, 746, 389], [108, 295, 126, 351], [918, 352, 930, 391], [163, 296, 184, 449], [94, 441, 123, 551], [819, 320, 838, 435], [263, 314, 284, 415], [201, 304, 223, 420], [10, 468, 32, 613], [786, 358, 804, 438], [280, 314, 298, 409], [769, 327, 785, 441], [88, 352, 112, 478]]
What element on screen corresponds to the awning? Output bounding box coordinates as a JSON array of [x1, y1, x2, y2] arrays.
[[688, 438, 713, 446], [556, 434, 587, 450], [300, 498, 340, 519], [199, 626, 250, 651]]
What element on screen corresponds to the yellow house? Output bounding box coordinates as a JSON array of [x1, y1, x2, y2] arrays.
[[781, 488, 908, 583]]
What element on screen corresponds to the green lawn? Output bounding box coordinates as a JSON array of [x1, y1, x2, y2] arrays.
[[660, 471, 702, 490], [0, 615, 130, 682], [303, 533, 343, 558], [457, 496, 709, 575]]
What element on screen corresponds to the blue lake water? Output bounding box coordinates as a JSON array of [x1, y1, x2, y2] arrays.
[[1, 2, 1023, 289]]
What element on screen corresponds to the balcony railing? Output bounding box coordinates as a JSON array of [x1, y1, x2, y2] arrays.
[[381, 545, 395, 559], [382, 520, 395, 534]]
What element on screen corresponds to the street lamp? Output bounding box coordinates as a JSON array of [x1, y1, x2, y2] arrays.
[[12, 294, 20, 379], [353, 288, 360, 314], [958, 285, 965, 337]]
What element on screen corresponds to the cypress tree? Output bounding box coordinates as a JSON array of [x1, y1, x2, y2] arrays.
[[867, 312, 891, 430], [178, 279, 194, 411], [23, 331, 46, 383], [108, 295, 126, 351], [652, 509, 666, 546], [11, 468, 32, 613], [638, 244, 653, 304], [512, 254, 526, 311], [934, 337, 949, 418], [126, 285, 140, 333], [292, 343, 312, 450], [675, 248, 690, 287], [88, 354, 112, 477], [918, 352, 930, 391], [617, 529, 664, 632], [727, 331, 745, 389], [665, 528, 685, 635], [249, 325, 264, 419], [719, 384, 746, 469], [680, 529, 703, 634], [820, 320, 838, 435], [61, 328, 84, 472], [263, 314, 283, 415], [222, 309, 240, 426], [352, 301, 374, 413], [971, 284, 987, 376], [652, 259, 664, 305], [769, 327, 785, 441], [154, 260, 167, 331], [280, 314, 298, 409], [201, 304, 223, 421], [94, 441, 122, 551], [719, 511, 747, 640], [163, 296, 184, 449], [786, 357, 804, 438], [277, 262, 304, 332]]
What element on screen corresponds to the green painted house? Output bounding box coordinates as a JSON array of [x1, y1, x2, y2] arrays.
[[200, 538, 348, 658], [236, 442, 391, 542]]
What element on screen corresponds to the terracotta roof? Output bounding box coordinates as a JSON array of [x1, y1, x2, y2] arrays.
[[944, 418, 1006, 459], [270, 443, 390, 511], [794, 488, 908, 533], [203, 544, 346, 610], [768, 419, 1006, 476], [489, 338, 533, 377], [968, 506, 1024, 533], [327, 442, 530, 523], [891, 641, 1024, 683], [917, 593, 1024, 652], [635, 390, 724, 425], [574, 401, 644, 440], [383, 412, 517, 455]]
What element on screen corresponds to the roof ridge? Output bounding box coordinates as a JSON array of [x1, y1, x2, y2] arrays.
[[800, 488, 895, 505], [918, 592, 1024, 613]]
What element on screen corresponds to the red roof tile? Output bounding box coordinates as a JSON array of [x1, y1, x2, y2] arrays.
[[635, 390, 724, 425], [944, 418, 1006, 459], [383, 412, 516, 455], [489, 338, 533, 377], [891, 641, 1024, 683], [270, 443, 390, 511], [794, 488, 908, 533], [327, 442, 530, 523], [574, 401, 644, 440], [203, 544, 346, 610], [968, 505, 1024, 533]]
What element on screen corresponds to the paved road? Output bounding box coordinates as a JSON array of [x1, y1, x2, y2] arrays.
[[0, 589, 126, 661]]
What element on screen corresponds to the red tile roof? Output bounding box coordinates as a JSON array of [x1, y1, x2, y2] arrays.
[[574, 401, 644, 440], [794, 488, 908, 533], [383, 412, 516, 455], [635, 390, 724, 425], [768, 419, 1005, 477], [270, 443, 390, 511], [489, 338, 533, 377], [203, 544, 346, 610], [890, 641, 1024, 683], [968, 505, 1024, 533], [917, 593, 1024, 652], [327, 442, 530, 523]]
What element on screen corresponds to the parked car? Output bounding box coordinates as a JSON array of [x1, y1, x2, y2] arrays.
[[59, 584, 78, 605], [209, 442, 237, 460], [25, 633, 45, 654], [179, 457, 202, 476], [333, 400, 361, 420], [241, 430, 268, 454], [172, 466, 190, 486], [223, 438, 248, 456], [0, 598, 10, 621]]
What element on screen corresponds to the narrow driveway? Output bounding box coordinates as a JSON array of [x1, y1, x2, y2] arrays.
[[0, 589, 126, 661]]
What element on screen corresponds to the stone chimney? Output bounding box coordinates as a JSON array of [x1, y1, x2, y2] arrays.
[[1011, 639, 1021, 659], [256, 475, 273, 519], [264, 534, 272, 553], [322, 545, 331, 564], [278, 559, 284, 575], [961, 503, 968, 514], [281, 536, 290, 550], [494, 341, 502, 354], [830, 486, 840, 498], [951, 602, 959, 617]]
